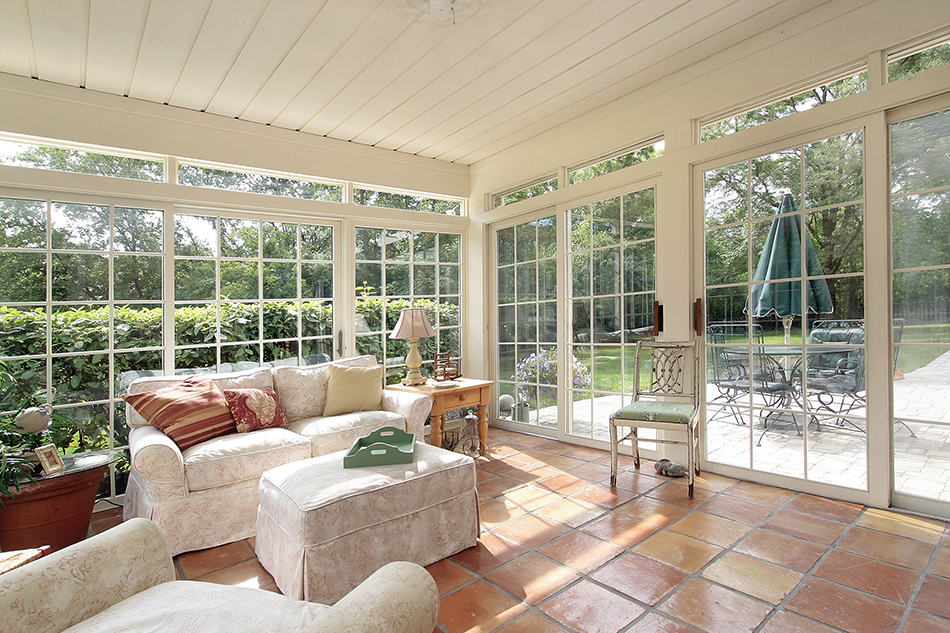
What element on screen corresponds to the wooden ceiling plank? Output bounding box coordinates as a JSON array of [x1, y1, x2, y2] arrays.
[[449, 0, 811, 164], [203, 0, 329, 119], [373, 0, 664, 154], [325, 0, 540, 141], [0, 0, 35, 79], [240, 0, 381, 125], [349, 0, 589, 148], [168, 0, 270, 111], [28, 0, 86, 86], [86, 0, 149, 95], [269, 2, 417, 131], [409, 0, 713, 158], [128, 0, 213, 104]]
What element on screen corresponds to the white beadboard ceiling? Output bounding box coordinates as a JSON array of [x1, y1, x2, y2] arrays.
[[0, 0, 829, 165]]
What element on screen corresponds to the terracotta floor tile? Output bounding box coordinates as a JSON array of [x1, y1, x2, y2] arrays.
[[504, 485, 563, 511], [593, 452, 638, 470], [484, 552, 580, 605], [734, 529, 826, 572], [537, 473, 592, 495], [725, 480, 797, 506], [537, 454, 588, 472], [932, 547, 950, 578], [669, 510, 753, 547], [176, 540, 255, 578], [540, 579, 644, 633], [193, 558, 274, 589], [787, 493, 863, 523], [786, 578, 904, 633], [855, 507, 945, 545], [564, 445, 609, 461], [476, 467, 496, 482], [646, 481, 715, 507], [904, 609, 950, 633], [247, 536, 255, 550], [615, 497, 690, 527], [493, 611, 569, 633], [815, 549, 920, 603], [633, 530, 723, 573], [667, 470, 739, 492], [477, 474, 524, 499], [571, 483, 638, 509], [438, 579, 526, 633], [913, 574, 950, 619], [701, 495, 775, 525], [660, 578, 772, 633], [537, 530, 623, 573], [535, 440, 579, 454], [509, 433, 558, 449], [535, 498, 606, 528], [763, 509, 847, 545], [589, 552, 687, 605], [627, 612, 696, 633], [425, 559, 476, 596], [568, 461, 611, 482], [701, 551, 803, 604], [580, 513, 660, 547], [608, 470, 664, 494], [479, 498, 528, 530], [760, 611, 840, 633], [506, 464, 561, 484], [836, 526, 935, 570], [452, 533, 526, 575], [484, 443, 522, 459], [493, 513, 572, 549]]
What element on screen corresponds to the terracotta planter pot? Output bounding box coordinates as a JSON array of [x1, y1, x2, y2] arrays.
[[0, 464, 108, 552]]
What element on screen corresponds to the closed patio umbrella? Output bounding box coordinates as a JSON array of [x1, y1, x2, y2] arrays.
[[747, 193, 833, 344]]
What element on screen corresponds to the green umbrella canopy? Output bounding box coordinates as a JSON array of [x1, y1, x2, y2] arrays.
[[747, 193, 834, 319]]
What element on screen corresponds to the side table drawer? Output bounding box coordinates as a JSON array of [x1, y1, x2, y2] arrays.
[[438, 389, 481, 409]]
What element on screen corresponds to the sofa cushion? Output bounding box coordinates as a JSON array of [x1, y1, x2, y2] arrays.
[[323, 364, 384, 416], [183, 428, 311, 492], [223, 387, 286, 433], [286, 411, 405, 456], [122, 376, 237, 451], [126, 368, 274, 429], [62, 580, 328, 633], [272, 355, 377, 421]]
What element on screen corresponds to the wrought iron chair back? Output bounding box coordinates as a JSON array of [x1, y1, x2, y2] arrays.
[[634, 341, 699, 404]]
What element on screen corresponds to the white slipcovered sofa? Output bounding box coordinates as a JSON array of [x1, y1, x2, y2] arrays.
[[0, 518, 438, 633], [123, 355, 433, 555]]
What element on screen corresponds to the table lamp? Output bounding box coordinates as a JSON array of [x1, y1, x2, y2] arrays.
[[389, 307, 435, 385]]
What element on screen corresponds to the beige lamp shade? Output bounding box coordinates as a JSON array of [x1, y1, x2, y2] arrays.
[[389, 307, 435, 340]]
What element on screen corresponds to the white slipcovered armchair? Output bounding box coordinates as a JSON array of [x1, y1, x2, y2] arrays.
[[0, 518, 438, 633], [122, 355, 433, 555]]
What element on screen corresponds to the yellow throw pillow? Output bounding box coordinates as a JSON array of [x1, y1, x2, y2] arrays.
[[322, 363, 384, 416]]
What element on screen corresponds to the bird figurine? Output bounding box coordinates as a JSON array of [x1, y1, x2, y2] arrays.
[[497, 394, 514, 418], [14, 404, 52, 434]]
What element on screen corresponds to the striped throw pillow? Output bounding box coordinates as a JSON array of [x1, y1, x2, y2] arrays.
[[122, 376, 236, 450]]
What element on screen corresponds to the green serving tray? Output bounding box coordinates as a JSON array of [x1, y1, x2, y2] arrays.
[[343, 426, 416, 468]]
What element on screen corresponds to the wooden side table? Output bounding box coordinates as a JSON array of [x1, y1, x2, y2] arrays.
[[386, 378, 493, 456]]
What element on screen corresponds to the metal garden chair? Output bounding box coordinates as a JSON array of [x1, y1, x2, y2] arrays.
[[608, 341, 701, 498]]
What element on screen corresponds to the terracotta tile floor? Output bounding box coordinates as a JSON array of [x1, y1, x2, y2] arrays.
[[89, 428, 950, 633]]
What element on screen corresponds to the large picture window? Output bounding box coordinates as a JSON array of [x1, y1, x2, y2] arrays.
[[0, 196, 165, 498], [354, 228, 461, 384]]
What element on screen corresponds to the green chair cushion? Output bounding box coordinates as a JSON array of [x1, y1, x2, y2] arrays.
[[613, 401, 695, 424]]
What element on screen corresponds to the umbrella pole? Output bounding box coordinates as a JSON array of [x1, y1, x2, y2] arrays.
[[782, 315, 793, 372]]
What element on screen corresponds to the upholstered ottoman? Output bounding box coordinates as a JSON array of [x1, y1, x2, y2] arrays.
[[256, 442, 478, 603]]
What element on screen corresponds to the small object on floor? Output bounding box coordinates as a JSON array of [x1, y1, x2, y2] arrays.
[[654, 458, 686, 478]]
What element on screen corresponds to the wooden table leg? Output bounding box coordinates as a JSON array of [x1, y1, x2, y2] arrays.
[[477, 403, 488, 456], [430, 413, 444, 449]]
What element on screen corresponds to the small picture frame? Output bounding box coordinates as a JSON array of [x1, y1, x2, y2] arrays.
[[34, 444, 65, 476]]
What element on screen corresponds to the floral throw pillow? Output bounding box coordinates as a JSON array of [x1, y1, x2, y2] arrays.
[[222, 387, 286, 433]]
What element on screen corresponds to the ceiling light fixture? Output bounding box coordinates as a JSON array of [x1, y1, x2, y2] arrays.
[[407, 0, 478, 25]]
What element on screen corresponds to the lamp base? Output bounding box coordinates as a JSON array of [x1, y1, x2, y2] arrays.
[[401, 338, 427, 385], [401, 374, 427, 386]]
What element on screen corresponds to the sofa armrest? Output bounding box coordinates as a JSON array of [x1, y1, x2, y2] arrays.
[[313, 561, 438, 633], [381, 390, 433, 438], [129, 426, 188, 498], [0, 518, 174, 633]]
